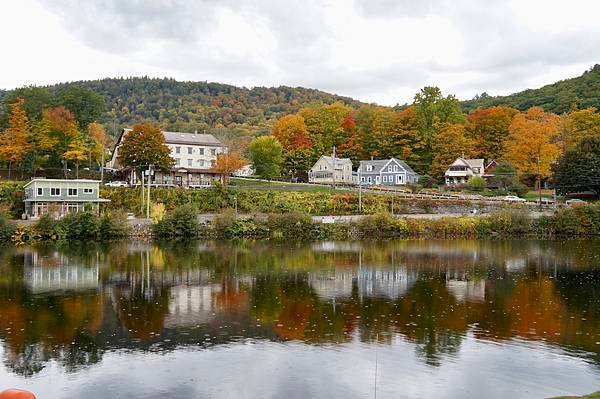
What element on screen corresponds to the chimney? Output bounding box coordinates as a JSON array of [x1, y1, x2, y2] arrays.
[[194, 129, 198, 135]]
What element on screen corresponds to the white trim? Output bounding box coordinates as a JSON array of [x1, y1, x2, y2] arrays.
[[67, 188, 78, 197], [50, 188, 61, 197]]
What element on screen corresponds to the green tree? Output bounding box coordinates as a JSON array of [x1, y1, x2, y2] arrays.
[[249, 136, 283, 180], [117, 122, 174, 175], [56, 86, 106, 128], [488, 161, 518, 190], [1, 86, 52, 127], [553, 136, 600, 196]]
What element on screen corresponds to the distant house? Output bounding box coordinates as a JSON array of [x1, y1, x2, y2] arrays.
[[108, 128, 226, 188], [308, 156, 354, 185], [357, 158, 419, 186], [23, 178, 110, 218], [444, 158, 485, 186]]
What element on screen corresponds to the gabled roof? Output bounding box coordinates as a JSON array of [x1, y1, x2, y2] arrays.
[[320, 155, 352, 170], [358, 158, 417, 175], [448, 157, 484, 170]]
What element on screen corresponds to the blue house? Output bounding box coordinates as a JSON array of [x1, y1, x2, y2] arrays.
[[357, 158, 419, 186]]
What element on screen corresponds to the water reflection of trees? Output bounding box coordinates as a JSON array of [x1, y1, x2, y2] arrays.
[[0, 240, 599, 375]]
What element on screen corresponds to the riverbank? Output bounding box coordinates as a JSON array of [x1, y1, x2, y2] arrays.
[[2, 203, 599, 243]]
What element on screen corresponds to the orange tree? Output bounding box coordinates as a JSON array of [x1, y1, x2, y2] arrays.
[[213, 151, 246, 186], [117, 122, 174, 176]]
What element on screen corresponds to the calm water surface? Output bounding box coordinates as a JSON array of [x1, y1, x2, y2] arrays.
[[0, 240, 599, 398]]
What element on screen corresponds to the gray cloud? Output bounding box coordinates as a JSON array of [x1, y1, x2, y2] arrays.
[[13, 0, 600, 104]]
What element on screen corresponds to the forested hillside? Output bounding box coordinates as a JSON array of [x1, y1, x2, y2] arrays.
[[0, 77, 363, 137], [462, 64, 600, 113]]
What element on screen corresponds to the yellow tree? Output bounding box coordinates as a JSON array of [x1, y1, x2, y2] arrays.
[[272, 114, 313, 178], [63, 133, 88, 178], [429, 124, 474, 180], [212, 151, 246, 186], [505, 107, 561, 186], [560, 108, 600, 151], [37, 106, 81, 177], [87, 122, 109, 165], [0, 98, 31, 179]]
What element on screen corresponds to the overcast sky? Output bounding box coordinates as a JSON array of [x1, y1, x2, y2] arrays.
[[1, 0, 599, 105]]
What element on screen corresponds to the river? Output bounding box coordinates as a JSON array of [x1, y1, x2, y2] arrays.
[[0, 240, 599, 398]]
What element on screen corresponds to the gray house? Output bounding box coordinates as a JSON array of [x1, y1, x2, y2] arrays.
[[357, 158, 419, 186], [23, 178, 110, 218]]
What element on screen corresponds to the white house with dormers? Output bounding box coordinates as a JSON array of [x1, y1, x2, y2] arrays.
[[108, 128, 226, 188], [308, 156, 354, 185], [444, 157, 485, 186], [357, 157, 419, 186]]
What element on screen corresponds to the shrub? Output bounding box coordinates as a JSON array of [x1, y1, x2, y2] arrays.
[[0, 213, 16, 241], [151, 203, 166, 223], [153, 204, 199, 238], [355, 213, 409, 238], [55, 211, 100, 240], [267, 212, 321, 240], [508, 182, 529, 197], [467, 176, 487, 192], [99, 210, 131, 238], [34, 214, 58, 240], [418, 175, 434, 189]]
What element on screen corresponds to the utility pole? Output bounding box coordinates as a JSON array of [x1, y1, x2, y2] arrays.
[[140, 167, 145, 215], [147, 164, 153, 219], [100, 149, 105, 183], [332, 146, 336, 191], [537, 151, 542, 212], [358, 167, 362, 213]]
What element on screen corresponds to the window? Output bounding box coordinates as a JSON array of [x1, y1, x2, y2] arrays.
[[68, 188, 78, 196], [361, 177, 365, 182], [383, 176, 387, 182], [394, 165, 399, 172], [37, 187, 43, 196], [50, 188, 60, 196], [188, 147, 193, 154], [187, 159, 193, 167], [367, 176, 372, 183], [176, 146, 181, 154], [175, 158, 181, 166], [199, 148, 205, 155], [211, 149, 216, 156], [198, 159, 205, 167], [388, 166, 392, 172], [83, 188, 94, 194], [366, 165, 373, 172]]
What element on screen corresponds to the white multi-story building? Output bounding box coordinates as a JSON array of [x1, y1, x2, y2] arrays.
[[108, 129, 226, 187], [444, 157, 485, 186]]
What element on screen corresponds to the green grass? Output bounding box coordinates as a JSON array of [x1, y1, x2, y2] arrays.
[[523, 189, 556, 201], [229, 177, 350, 193]]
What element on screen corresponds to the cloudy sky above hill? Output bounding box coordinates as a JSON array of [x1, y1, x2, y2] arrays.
[[1, 0, 599, 105]]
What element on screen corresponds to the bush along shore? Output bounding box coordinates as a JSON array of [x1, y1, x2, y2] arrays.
[[153, 203, 600, 241], [1, 204, 599, 244]]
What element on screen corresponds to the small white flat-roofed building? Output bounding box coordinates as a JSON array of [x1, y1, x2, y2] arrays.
[[23, 178, 110, 218]]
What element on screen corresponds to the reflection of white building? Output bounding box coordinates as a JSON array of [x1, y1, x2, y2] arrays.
[[309, 268, 417, 301], [446, 279, 486, 303], [23, 252, 99, 294], [505, 257, 526, 271], [165, 284, 222, 328]]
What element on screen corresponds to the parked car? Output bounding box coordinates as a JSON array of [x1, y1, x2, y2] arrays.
[[504, 195, 526, 202], [126, 212, 136, 220], [566, 199, 587, 206], [105, 181, 129, 187]]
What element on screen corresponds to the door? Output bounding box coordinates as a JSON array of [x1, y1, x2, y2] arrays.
[[396, 174, 402, 185], [375, 176, 380, 185], [175, 175, 182, 186]]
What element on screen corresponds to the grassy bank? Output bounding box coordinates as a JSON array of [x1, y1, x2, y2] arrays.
[[153, 204, 600, 240]]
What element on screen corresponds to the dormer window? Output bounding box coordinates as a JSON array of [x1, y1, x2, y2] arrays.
[[366, 165, 373, 172]]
